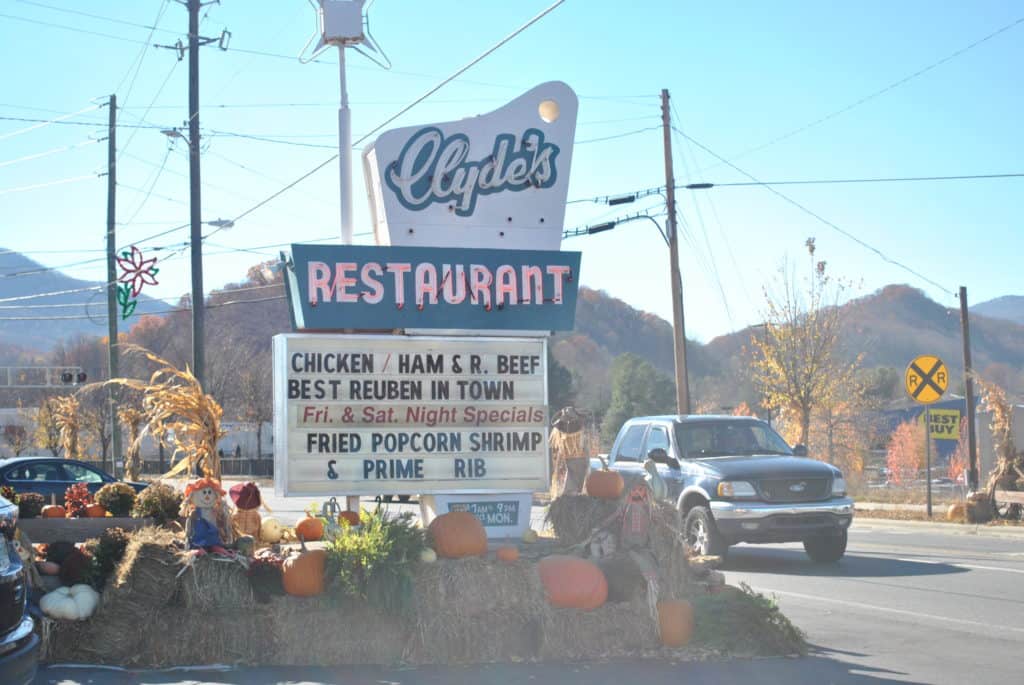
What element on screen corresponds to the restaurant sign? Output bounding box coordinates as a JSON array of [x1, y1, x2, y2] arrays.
[[284, 243, 581, 331], [273, 334, 549, 496]]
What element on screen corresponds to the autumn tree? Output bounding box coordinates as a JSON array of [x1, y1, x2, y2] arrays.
[[33, 397, 62, 456], [886, 420, 929, 484], [600, 353, 675, 443], [750, 238, 861, 447], [2, 424, 29, 456], [948, 416, 969, 481]]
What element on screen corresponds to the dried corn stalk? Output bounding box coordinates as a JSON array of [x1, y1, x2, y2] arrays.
[[102, 345, 226, 481], [52, 395, 82, 460], [977, 376, 1024, 495], [118, 406, 146, 482]]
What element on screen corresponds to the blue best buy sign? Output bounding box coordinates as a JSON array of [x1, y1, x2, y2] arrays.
[[283, 244, 581, 332]]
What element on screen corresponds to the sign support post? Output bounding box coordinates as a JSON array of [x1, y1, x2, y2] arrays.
[[925, 406, 932, 518], [905, 354, 948, 519]]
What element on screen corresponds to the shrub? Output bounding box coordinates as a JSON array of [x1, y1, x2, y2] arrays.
[[83, 527, 131, 589], [131, 481, 182, 525], [17, 492, 45, 519], [692, 583, 806, 656], [326, 508, 427, 614], [64, 482, 94, 518], [0, 485, 18, 504], [95, 482, 138, 517]]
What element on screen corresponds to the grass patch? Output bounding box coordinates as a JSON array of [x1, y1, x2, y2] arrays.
[[692, 584, 807, 656]]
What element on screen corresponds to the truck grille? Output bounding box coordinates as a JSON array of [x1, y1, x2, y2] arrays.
[[758, 477, 830, 503], [0, 567, 25, 637]]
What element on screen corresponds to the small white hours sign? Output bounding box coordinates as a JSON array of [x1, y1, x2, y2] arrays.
[[272, 334, 549, 496]]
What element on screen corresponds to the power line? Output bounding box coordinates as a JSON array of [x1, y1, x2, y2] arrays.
[[14, 0, 180, 37], [684, 172, 1024, 188], [0, 139, 98, 169], [0, 174, 96, 196], [576, 125, 661, 145], [674, 126, 956, 296], [0, 104, 101, 140], [709, 14, 1024, 169], [215, 0, 568, 233], [0, 114, 160, 130], [0, 11, 152, 46]]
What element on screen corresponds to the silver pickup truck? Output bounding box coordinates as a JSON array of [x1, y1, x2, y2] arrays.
[[602, 415, 854, 562]]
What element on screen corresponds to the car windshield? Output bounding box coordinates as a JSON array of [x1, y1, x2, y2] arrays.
[[673, 420, 793, 458]]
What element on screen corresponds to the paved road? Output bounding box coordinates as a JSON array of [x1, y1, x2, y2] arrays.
[[34, 516, 1024, 684]]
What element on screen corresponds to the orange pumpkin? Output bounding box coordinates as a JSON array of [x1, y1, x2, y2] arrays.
[[295, 515, 325, 542], [537, 555, 608, 610], [85, 503, 107, 518], [282, 543, 327, 597], [42, 505, 66, 519], [585, 470, 624, 499], [657, 599, 695, 647], [428, 511, 487, 558], [496, 546, 519, 562], [339, 510, 360, 526]]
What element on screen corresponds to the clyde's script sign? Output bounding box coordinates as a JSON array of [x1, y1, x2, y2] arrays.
[[362, 82, 578, 251]]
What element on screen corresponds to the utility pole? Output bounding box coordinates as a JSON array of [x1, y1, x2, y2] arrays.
[[105, 94, 122, 475], [959, 286, 979, 491], [187, 0, 205, 387], [660, 89, 691, 415]]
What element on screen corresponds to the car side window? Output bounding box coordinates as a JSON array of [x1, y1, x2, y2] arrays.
[[615, 425, 647, 462], [62, 463, 104, 483], [6, 462, 64, 481], [644, 426, 670, 457]]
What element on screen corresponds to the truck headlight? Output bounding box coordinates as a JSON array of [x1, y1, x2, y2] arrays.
[[718, 481, 757, 498], [832, 476, 847, 496]]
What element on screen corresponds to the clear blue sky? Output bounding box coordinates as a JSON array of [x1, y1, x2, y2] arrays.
[[2, 0, 1021, 341]]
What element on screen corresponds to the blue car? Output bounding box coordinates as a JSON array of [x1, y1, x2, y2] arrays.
[[0, 457, 148, 506], [1, 493, 40, 685]]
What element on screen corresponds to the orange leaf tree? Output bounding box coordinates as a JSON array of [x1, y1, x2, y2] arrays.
[[886, 420, 927, 484]]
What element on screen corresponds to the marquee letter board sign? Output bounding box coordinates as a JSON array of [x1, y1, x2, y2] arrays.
[[273, 334, 549, 496]]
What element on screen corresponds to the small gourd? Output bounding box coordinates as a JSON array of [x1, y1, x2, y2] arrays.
[[585, 470, 625, 499], [260, 517, 284, 544], [295, 514, 325, 542], [39, 584, 100, 621], [521, 528, 539, 544], [42, 504, 66, 518], [419, 547, 437, 563], [496, 546, 519, 562], [85, 503, 107, 518]]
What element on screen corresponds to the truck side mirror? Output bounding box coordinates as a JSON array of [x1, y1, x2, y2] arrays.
[[792, 444, 808, 457]]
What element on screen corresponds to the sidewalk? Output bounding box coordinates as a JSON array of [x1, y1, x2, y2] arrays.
[[852, 512, 1024, 538]]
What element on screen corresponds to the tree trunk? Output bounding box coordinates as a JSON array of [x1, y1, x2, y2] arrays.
[[800, 407, 811, 447]]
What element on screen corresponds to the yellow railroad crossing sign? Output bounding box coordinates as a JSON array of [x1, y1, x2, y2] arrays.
[[905, 355, 948, 404]]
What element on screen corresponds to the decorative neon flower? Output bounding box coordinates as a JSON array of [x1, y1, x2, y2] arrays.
[[116, 246, 159, 298]]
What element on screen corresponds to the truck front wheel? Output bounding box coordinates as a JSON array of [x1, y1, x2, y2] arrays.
[[803, 530, 847, 563], [684, 505, 729, 558]]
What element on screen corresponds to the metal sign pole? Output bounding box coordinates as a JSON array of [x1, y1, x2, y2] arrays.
[[925, 407, 932, 518]]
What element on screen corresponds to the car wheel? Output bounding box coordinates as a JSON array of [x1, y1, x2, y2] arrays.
[[684, 505, 728, 558], [803, 530, 848, 563]]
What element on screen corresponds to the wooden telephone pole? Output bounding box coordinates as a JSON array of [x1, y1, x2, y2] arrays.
[[660, 89, 691, 415], [105, 94, 122, 473], [959, 286, 979, 490]]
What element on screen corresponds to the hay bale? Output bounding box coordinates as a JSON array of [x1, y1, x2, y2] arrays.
[[272, 599, 411, 665], [111, 526, 183, 608], [179, 554, 254, 611], [408, 556, 547, 664], [539, 597, 657, 660], [649, 502, 693, 599], [545, 495, 618, 545]]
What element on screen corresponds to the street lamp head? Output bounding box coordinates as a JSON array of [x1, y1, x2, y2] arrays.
[[587, 221, 617, 235], [205, 218, 235, 230], [161, 129, 185, 139]]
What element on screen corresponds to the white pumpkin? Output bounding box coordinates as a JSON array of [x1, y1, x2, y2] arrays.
[[40, 584, 100, 621], [260, 517, 284, 543], [419, 547, 437, 563]]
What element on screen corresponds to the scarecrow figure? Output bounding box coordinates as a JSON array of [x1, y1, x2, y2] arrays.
[[229, 481, 263, 540], [182, 477, 235, 554], [549, 407, 592, 497]]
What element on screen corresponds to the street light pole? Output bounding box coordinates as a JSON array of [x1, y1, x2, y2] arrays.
[[661, 89, 691, 415]]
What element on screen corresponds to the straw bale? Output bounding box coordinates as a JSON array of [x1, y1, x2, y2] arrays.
[[270, 598, 411, 666], [539, 597, 657, 660], [407, 556, 547, 664], [649, 501, 694, 599], [545, 495, 618, 545], [179, 554, 254, 611], [111, 526, 183, 609]]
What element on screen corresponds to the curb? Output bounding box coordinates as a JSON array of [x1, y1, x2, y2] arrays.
[[852, 516, 1024, 539]]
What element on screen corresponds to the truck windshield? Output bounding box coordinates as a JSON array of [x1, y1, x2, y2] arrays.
[[673, 420, 793, 458]]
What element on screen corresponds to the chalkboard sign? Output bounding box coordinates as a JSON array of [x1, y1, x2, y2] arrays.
[[449, 500, 520, 527]]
